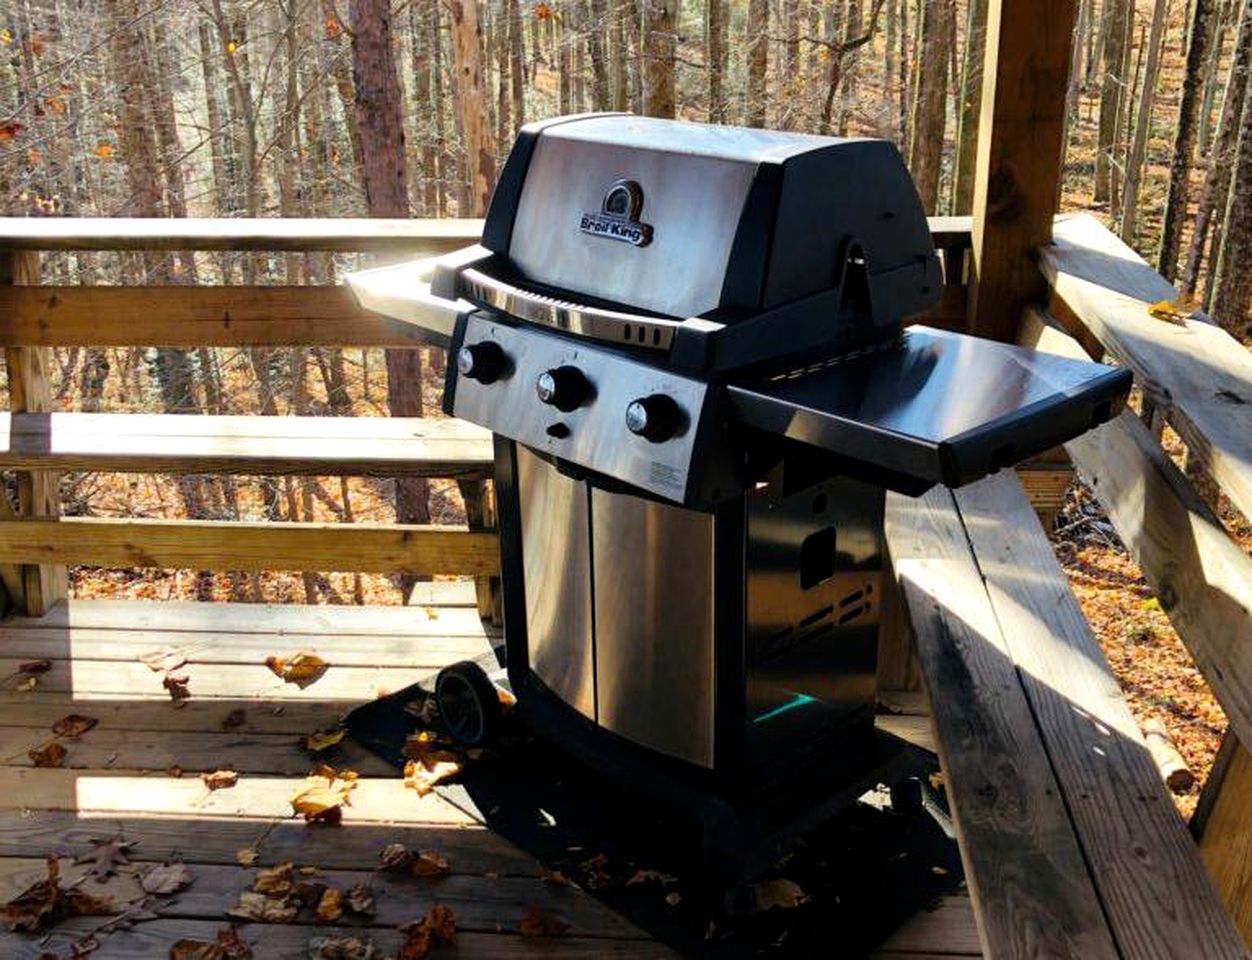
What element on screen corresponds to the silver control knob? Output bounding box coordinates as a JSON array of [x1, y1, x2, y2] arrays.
[[456, 341, 507, 384], [535, 366, 589, 412], [625, 394, 683, 442]]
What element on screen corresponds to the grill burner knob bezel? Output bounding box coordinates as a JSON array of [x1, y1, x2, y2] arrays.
[[625, 394, 684, 443], [457, 341, 508, 384], [536, 365, 591, 412]]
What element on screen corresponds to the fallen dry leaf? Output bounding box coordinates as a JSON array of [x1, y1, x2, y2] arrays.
[[74, 836, 137, 881], [28, 741, 66, 768], [411, 851, 450, 879], [377, 843, 411, 872], [19, 659, 52, 675], [140, 861, 193, 895], [580, 853, 612, 891], [265, 652, 328, 689], [167, 764, 185, 778], [293, 880, 327, 909], [540, 867, 570, 887], [665, 890, 682, 907], [170, 923, 253, 959], [52, 714, 98, 738], [304, 728, 347, 752], [139, 646, 187, 673], [402, 737, 463, 797], [398, 904, 456, 959], [751, 877, 809, 912], [235, 847, 258, 867], [202, 770, 239, 791], [1146, 297, 1198, 325], [346, 882, 374, 916], [309, 936, 376, 960], [316, 886, 343, 923], [16, 676, 37, 692], [221, 709, 246, 730], [516, 903, 571, 938], [625, 868, 676, 887], [2, 858, 112, 932], [226, 890, 297, 923], [252, 862, 293, 896], [164, 671, 191, 701], [290, 766, 357, 823]]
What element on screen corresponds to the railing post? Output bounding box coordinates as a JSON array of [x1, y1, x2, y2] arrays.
[[1, 250, 66, 615], [1193, 731, 1252, 947], [457, 474, 501, 626]]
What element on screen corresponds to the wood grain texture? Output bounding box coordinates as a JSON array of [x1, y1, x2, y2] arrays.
[[0, 517, 499, 576], [1020, 312, 1252, 756], [0, 412, 492, 478], [967, 0, 1076, 341], [1039, 213, 1252, 522], [885, 486, 1120, 959], [1198, 738, 1252, 945], [0, 216, 485, 252], [953, 473, 1248, 958], [0, 285, 440, 347], [1, 250, 64, 615]]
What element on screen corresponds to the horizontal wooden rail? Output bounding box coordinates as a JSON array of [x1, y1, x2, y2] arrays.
[[0, 412, 493, 478], [0, 286, 436, 347], [1040, 214, 1252, 522], [0, 217, 485, 253], [0, 517, 499, 576]]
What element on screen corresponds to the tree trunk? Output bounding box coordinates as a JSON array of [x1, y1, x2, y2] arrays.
[[1184, 0, 1252, 298], [509, 0, 526, 126], [707, 0, 728, 122], [348, 0, 431, 604], [746, 0, 769, 127], [952, 0, 988, 213], [1159, 0, 1218, 279], [908, 0, 952, 212], [1120, 0, 1169, 243], [612, 1, 629, 110], [448, 0, 496, 214], [588, 0, 609, 109], [1212, 15, 1252, 331], [1095, 0, 1130, 204], [495, 0, 511, 146], [643, 0, 677, 117]]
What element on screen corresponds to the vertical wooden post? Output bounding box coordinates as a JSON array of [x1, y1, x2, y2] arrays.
[[1194, 731, 1252, 947], [967, 0, 1078, 342], [1, 251, 66, 616], [457, 474, 501, 626]]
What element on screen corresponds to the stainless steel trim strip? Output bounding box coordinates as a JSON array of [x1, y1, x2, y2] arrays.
[[459, 267, 679, 350]]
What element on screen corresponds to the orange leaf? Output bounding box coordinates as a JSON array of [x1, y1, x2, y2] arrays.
[[0, 121, 24, 143], [93, 141, 113, 158]]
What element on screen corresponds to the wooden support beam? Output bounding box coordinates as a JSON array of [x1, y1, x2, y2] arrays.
[[1195, 733, 1252, 947], [885, 486, 1120, 959], [0, 518, 499, 577], [1039, 214, 1252, 524], [0, 412, 493, 479], [0, 286, 436, 347], [0, 217, 485, 253], [967, 0, 1077, 341], [1, 251, 65, 616]]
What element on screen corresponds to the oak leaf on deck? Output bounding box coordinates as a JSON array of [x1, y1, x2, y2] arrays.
[[73, 836, 137, 881], [169, 924, 253, 959], [1, 858, 112, 932], [516, 903, 571, 938], [28, 741, 66, 768], [397, 904, 457, 959], [52, 714, 98, 738], [265, 652, 328, 688]]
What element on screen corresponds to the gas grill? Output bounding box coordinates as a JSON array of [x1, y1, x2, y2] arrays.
[[349, 114, 1132, 875]]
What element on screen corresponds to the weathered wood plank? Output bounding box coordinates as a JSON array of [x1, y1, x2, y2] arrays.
[[0, 920, 678, 960], [0, 808, 536, 875], [1039, 213, 1252, 522], [876, 895, 982, 955], [0, 286, 440, 347], [0, 697, 369, 736], [885, 486, 1120, 959], [0, 857, 650, 939], [952, 473, 1248, 958], [1196, 736, 1252, 945], [967, 0, 1076, 341], [0, 657, 439, 701], [0, 517, 499, 576], [0, 217, 485, 252], [0, 412, 492, 478], [1020, 311, 1252, 756]]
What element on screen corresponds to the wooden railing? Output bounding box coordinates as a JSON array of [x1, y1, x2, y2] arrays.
[[0, 215, 972, 622]]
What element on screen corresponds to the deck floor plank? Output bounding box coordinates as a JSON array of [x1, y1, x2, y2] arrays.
[[0, 598, 976, 958]]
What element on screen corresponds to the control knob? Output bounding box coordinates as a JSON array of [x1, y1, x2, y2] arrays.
[[625, 394, 684, 442], [456, 341, 507, 384], [536, 366, 590, 412]]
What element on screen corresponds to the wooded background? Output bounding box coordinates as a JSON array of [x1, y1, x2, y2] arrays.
[[0, 0, 1250, 605]]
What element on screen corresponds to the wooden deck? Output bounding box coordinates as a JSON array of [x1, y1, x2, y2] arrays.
[[0, 586, 976, 959]]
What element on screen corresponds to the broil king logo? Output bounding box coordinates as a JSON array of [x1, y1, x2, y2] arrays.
[[579, 179, 653, 247]]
